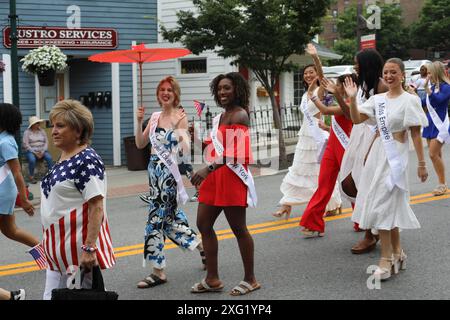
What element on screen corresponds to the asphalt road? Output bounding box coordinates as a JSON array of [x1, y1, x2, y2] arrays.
[[1, 147, 449, 301]]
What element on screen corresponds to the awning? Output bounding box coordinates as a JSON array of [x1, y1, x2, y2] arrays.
[[287, 41, 342, 65]]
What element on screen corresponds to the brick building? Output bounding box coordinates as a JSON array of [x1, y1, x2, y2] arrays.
[[321, 0, 425, 56]]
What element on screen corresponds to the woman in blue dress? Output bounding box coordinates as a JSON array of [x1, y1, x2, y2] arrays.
[[0, 103, 40, 299], [0, 103, 38, 241], [134, 76, 204, 289], [421, 61, 450, 196]]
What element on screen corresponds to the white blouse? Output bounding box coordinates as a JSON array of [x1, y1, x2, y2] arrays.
[[358, 92, 428, 132]]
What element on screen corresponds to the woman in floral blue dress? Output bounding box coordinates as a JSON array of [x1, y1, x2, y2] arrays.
[[134, 76, 204, 288]]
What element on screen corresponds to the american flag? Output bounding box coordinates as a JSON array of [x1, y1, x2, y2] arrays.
[[28, 243, 48, 269], [193, 100, 205, 117]]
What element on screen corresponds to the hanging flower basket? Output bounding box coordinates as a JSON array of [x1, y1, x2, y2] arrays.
[[20, 45, 67, 86], [37, 68, 56, 86]]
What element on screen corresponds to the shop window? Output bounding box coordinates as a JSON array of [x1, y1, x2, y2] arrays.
[[180, 58, 207, 74], [293, 70, 306, 106]]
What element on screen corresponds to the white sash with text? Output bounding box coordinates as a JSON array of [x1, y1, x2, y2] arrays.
[[149, 112, 189, 205], [331, 117, 349, 149], [374, 95, 407, 191], [426, 94, 450, 144], [0, 163, 11, 185], [211, 114, 257, 208], [300, 93, 329, 162]]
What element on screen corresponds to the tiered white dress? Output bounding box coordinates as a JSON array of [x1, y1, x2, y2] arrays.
[[351, 92, 428, 230], [279, 91, 341, 211], [339, 88, 377, 202]]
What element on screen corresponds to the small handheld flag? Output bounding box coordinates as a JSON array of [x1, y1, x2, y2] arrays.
[[27, 243, 48, 270], [194, 100, 205, 117]]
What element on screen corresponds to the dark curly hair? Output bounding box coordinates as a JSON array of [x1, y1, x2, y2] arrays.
[[210, 72, 250, 113], [355, 49, 384, 99], [0, 103, 22, 134]]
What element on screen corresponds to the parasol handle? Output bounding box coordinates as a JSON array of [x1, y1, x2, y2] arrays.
[[139, 62, 143, 110]]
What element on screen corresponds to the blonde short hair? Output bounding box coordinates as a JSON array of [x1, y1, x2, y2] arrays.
[[156, 76, 181, 107], [49, 99, 94, 145]]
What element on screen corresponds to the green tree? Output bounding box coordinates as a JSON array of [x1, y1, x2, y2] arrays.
[[411, 0, 450, 53], [162, 0, 331, 168], [332, 1, 410, 61]]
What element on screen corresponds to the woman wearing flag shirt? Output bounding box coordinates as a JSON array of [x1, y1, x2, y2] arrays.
[[134, 76, 204, 289], [343, 58, 428, 281], [421, 61, 450, 196], [190, 72, 260, 296], [40, 100, 115, 299]]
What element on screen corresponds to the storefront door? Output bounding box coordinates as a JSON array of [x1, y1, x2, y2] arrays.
[[38, 71, 68, 161]]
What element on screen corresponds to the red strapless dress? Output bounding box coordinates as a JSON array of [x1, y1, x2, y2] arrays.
[[199, 124, 253, 207]]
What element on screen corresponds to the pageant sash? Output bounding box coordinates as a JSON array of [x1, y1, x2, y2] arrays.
[[426, 94, 450, 144], [149, 112, 189, 205], [211, 114, 257, 207], [300, 93, 329, 162], [331, 117, 349, 150], [0, 163, 11, 184], [374, 95, 407, 191]]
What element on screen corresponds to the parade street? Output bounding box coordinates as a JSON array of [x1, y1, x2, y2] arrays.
[[1, 146, 449, 301]]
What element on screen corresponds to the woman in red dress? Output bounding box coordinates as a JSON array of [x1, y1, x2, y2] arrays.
[[190, 72, 260, 296], [299, 74, 356, 236]]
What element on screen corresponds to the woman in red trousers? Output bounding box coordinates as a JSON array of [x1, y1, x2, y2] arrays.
[[299, 73, 356, 237]]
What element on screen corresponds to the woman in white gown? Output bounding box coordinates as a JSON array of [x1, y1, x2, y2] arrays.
[[273, 44, 341, 219], [344, 58, 428, 281]]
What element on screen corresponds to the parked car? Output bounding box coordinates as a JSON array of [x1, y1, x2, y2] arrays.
[[322, 65, 355, 80], [403, 59, 431, 84]]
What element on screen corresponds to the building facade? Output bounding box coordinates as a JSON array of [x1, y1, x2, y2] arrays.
[[321, 0, 425, 49], [0, 0, 157, 166], [142, 0, 341, 122]]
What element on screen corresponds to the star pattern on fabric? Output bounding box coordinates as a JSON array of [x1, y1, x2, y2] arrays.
[[41, 148, 104, 198]]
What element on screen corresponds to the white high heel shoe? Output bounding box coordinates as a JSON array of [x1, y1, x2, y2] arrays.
[[374, 255, 395, 281], [394, 250, 407, 271]]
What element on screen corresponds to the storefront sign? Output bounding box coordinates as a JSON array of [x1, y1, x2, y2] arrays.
[[360, 34, 376, 50], [3, 26, 118, 49]]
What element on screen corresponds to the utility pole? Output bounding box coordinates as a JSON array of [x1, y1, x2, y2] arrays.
[[9, 0, 22, 153], [356, 0, 363, 51]]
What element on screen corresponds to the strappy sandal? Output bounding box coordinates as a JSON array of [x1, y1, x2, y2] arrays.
[[324, 206, 342, 217], [137, 274, 167, 289], [229, 281, 261, 296], [272, 205, 292, 220], [300, 228, 325, 238], [432, 184, 448, 196], [191, 279, 224, 293]]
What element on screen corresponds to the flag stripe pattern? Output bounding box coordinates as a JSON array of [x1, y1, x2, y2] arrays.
[[42, 205, 115, 271], [194, 100, 205, 117], [40, 148, 115, 272], [28, 243, 48, 269]]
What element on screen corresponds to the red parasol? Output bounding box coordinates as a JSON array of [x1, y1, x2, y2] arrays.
[[88, 44, 191, 107]]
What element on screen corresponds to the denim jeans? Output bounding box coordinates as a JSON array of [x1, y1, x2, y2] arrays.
[[25, 150, 53, 177]]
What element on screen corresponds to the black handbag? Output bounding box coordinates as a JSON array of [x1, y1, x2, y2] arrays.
[[51, 266, 118, 300]]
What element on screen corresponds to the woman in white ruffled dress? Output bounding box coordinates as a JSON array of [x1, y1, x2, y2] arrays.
[[344, 58, 428, 281], [273, 45, 341, 219]]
